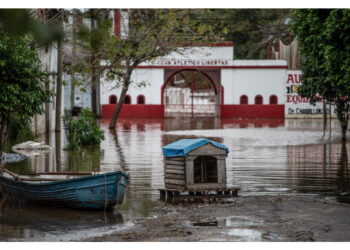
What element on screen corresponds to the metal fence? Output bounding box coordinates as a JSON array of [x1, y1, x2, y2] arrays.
[[164, 104, 219, 117]]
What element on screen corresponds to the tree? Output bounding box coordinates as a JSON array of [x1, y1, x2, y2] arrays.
[[198, 9, 292, 59], [0, 29, 52, 151], [69, 9, 112, 116], [55, 11, 64, 132], [0, 9, 63, 47], [292, 9, 350, 141], [104, 9, 219, 129], [72, 9, 220, 129]]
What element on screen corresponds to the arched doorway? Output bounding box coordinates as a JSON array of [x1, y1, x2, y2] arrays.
[[163, 70, 219, 117]]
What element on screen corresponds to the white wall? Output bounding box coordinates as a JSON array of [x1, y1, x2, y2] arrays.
[[221, 69, 234, 104], [221, 60, 287, 105], [101, 68, 164, 105], [140, 46, 234, 66], [285, 70, 336, 118], [231, 68, 286, 105], [33, 43, 58, 135], [101, 49, 289, 109], [163, 46, 234, 60]]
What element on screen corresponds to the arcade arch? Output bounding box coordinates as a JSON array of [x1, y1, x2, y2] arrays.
[[163, 70, 220, 117]]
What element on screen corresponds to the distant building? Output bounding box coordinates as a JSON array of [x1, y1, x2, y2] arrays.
[[31, 9, 61, 136], [101, 42, 287, 119], [80, 10, 334, 119]]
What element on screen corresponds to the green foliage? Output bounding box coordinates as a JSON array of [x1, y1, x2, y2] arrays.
[[73, 9, 220, 88], [68, 9, 114, 89], [0, 9, 63, 47], [7, 114, 35, 142], [292, 9, 350, 139], [0, 28, 52, 150], [63, 108, 105, 150], [292, 9, 332, 102], [292, 9, 350, 101], [198, 9, 292, 59], [2, 113, 35, 152], [70, 9, 221, 127]]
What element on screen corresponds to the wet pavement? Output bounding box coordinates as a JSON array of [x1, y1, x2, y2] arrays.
[[0, 117, 349, 241]]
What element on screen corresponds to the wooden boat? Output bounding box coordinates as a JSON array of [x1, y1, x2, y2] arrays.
[[0, 169, 129, 211]]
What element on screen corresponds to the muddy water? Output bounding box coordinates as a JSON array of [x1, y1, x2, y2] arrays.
[[1, 118, 349, 241]]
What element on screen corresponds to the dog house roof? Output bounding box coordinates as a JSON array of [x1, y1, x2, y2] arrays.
[[162, 138, 229, 157]]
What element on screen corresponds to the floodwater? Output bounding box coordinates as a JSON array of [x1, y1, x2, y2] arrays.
[[0, 117, 349, 241]]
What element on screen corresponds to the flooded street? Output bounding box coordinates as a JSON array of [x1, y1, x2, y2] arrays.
[[1, 118, 350, 241]]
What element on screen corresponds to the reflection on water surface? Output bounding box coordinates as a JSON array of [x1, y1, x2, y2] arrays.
[[0, 118, 349, 241]]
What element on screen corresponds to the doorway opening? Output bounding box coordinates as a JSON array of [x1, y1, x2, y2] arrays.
[[193, 155, 218, 183], [163, 70, 219, 117]]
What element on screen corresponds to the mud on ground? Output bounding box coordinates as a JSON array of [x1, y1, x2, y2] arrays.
[[86, 195, 350, 242]]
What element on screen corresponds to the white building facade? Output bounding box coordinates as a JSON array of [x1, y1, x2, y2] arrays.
[[96, 10, 329, 120], [101, 43, 290, 119]]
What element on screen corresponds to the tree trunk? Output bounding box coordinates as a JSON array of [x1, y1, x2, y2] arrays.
[[340, 140, 348, 169], [55, 14, 63, 132], [340, 116, 349, 141], [70, 11, 77, 110], [95, 77, 101, 117], [0, 114, 10, 152], [91, 77, 98, 115], [90, 10, 99, 116], [323, 101, 327, 137], [329, 103, 332, 139], [109, 83, 129, 130], [335, 101, 349, 141], [45, 77, 51, 134], [55, 131, 61, 172], [0, 118, 7, 152]]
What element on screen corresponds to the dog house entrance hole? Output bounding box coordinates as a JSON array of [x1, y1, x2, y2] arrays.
[[194, 155, 218, 183]]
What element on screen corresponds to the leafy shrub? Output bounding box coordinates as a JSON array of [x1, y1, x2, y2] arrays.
[[63, 108, 104, 150]]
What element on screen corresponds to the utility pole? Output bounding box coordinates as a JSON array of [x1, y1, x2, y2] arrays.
[[55, 10, 64, 132], [323, 101, 327, 137], [70, 9, 77, 110], [90, 9, 98, 116], [328, 103, 332, 139]]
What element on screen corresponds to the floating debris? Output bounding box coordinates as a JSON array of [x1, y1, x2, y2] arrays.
[[12, 141, 51, 151], [1, 153, 27, 164], [12, 141, 51, 156]]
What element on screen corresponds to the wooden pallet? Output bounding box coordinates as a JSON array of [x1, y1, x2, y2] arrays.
[[159, 187, 240, 203]]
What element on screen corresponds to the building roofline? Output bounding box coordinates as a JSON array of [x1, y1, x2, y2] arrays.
[[178, 42, 234, 47], [136, 65, 288, 69]]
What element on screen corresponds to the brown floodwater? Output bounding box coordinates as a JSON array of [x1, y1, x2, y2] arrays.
[[0, 117, 349, 241]]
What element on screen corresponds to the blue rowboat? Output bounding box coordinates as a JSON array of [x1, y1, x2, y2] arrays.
[[0, 171, 129, 211]]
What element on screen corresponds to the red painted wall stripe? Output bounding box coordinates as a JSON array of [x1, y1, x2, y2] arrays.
[[102, 104, 164, 118], [102, 104, 284, 119], [220, 105, 285, 119]]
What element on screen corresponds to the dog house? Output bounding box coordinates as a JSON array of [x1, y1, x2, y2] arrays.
[[162, 139, 229, 190]]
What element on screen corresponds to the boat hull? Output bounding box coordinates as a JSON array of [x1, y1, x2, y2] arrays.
[[0, 171, 129, 210]]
